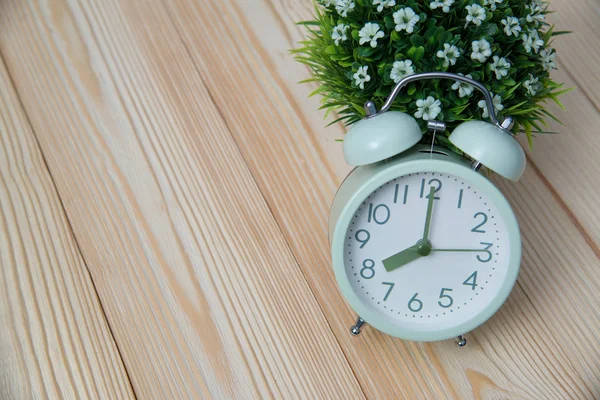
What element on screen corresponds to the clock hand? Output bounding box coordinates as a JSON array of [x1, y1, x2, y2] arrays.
[[422, 186, 436, 241], [382, 245, 420, 272], [382, 239, 432, 272], [430, 248, 488, 252]]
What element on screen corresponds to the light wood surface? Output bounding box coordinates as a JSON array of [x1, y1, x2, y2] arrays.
[[0, 52, 134, 398], [1, 0, 599, 399]]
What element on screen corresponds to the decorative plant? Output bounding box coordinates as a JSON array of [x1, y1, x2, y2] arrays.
[[294, 0, 570, 152]]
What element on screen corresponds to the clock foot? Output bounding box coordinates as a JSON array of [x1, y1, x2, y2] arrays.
[[456, 335, 467, 347], [350, 317, 366, 336]]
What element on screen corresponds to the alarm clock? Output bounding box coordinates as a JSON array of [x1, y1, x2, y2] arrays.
[[329, 72, 526, 346]]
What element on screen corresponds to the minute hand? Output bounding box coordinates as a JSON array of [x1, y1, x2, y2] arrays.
[[422, 186, 436, 241]]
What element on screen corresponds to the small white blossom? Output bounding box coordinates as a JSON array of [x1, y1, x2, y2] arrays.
[[526, 4, 545, 24], [540, 49, 557, 72], [335, 0, 355, 17], [465, 4, 486, 27], [483, 0, 503, 11], [353, 66, 371, 89], [471, 39, 492, 63], [331, 24, 349, 46], [489, 56, 511, 79], [319, 0, 334, 6], [436, 43, 461, 67], [500, 17, 521, 37], [478, 94, 504, 119], [359, 23, 385, 48], [390, 60, 415, 83], [522, 30, 544, 54], [393, 7, 419, 34], [373, 0, 396, 12], [430, 0, 454, 13], [524, 74, 540, 96], [451, 74, 475, 98], [415, 96, 442, 121]]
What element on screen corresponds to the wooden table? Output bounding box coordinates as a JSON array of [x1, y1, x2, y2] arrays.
[[1, 0, 598, 398]]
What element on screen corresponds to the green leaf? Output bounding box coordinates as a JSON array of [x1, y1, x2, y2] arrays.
[[414, 46, 425, 62], [325, 45, 337, 54], [358, 47, 376, 58], [410, 35, 425, 47]]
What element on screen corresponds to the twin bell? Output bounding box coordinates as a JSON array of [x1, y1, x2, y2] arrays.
[[343, 72, 526, 181]]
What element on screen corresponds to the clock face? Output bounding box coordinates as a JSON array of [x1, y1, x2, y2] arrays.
[[343, 171, 513, 334]]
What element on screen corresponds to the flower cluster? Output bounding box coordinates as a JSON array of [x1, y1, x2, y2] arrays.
[[295, 0, 569, 152]]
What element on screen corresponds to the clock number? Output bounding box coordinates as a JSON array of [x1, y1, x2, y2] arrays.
[[360, 259, 376, 279], [408, 293, 423, 312], [420, 178, 442, 199], [457, 189, 464, 209], [354, 229, 370, 249], [382, 282, 395, 301], [463, 272, 478, 290], [438, 288, 454, 308], [477, 242, 493, 263], [471, 212, 488, 233], [393, 184, 409, 204], [367, 203, 390, 225]]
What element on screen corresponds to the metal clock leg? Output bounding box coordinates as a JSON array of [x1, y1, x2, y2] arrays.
[[350, 317, 366, 336], [456, 335, 467, 347]]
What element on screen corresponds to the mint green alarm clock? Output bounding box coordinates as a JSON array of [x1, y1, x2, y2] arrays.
[[329, 73, 526, 346]]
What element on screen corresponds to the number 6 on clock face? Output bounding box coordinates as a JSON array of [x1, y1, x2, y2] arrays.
[[330, 152, 521, 342]]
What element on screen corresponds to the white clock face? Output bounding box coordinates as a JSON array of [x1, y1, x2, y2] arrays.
[[343, 172, 512, 333]]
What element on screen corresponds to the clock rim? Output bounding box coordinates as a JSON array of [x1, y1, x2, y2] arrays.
[[331, 157, 521, 342]]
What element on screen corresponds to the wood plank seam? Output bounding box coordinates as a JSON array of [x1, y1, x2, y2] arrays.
[[0, 49, 138, 399], [560, 64, 599, 114], [526, 156, 600, 261], [514, 279, 595, 397], [160, 7, 369, 397]]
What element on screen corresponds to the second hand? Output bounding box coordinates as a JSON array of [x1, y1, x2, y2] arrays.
[[430, 249, 488, 252]]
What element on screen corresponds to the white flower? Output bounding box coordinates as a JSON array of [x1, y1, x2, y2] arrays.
[[501, 16, 521, 37], [393, 7, 419, 34], [524, 74, 540, 96], [522, 30, 544, 54], [540, 49, 557, 72], [489, 56, 511, 79], [390, 60, 415, 83], [373, 0, 396, 12], [353, 66, 371, 89], [430, 0, 454, 13], [478, 94, 503, 119], [465, 4, 486, 27], [331, 24, 349, 46], [436, 43, 461, 67], [319, 0, 334, 6], [526, 4, 545, 24], [359, 23, 385, 48], [335, 0, 355, 17], [415, 96, 442, 121], [471, 39, 492, 63], [451, 74, 475, 98], [483, 0, 503, 11]]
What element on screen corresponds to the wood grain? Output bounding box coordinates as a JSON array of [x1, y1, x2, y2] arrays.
[[1, 0, 599, 398], [0, 0, 363, 398], [0, 55, 134, 398], [163, 0, 598, 398]]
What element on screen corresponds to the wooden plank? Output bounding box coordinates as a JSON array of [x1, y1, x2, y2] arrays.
[[0, 0, 364, 398], [0, 56, 134, 398], [163, 0, 598, 398], [508, 0, 600, 245], [549, 0, 600, 108]]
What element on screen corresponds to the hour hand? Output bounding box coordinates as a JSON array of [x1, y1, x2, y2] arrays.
[[382, 244, 421, 272]]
